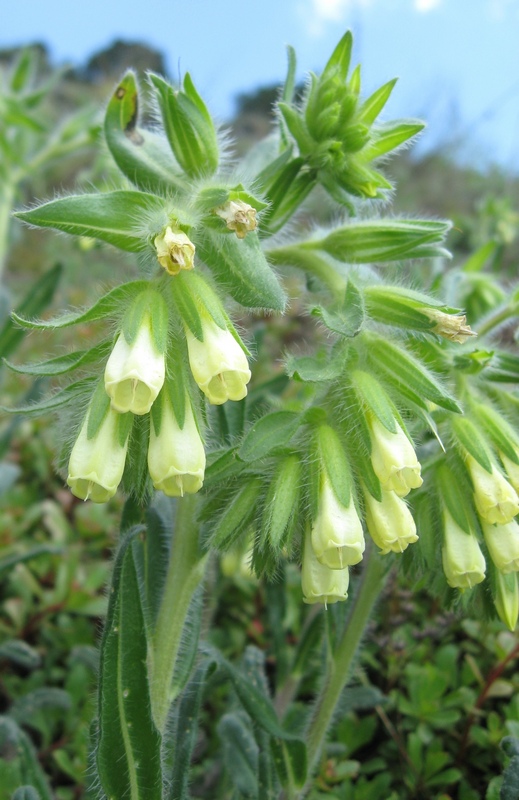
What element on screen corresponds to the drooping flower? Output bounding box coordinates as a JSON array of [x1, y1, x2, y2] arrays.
[[369, 416, 422, 497], [148, 395, 205, 497], [441, 511, 486, 590], [104, 314, 165, 415], [185, 319, 251, 404], [482, 519, 519, 574], [311, 475, 365, 568], [364, 488, 418, 554], [67, 407, 128, 503], [154, 226, 195, 275], [302, 526, 350, 605], [215, 200, 257, 238], [466, 455, 519, 525]]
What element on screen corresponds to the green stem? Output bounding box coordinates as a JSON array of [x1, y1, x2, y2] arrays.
[[266, 246, 346, 295], [476, 304, 519, 338], [149, 494, 207, 733], [302, 549, 387, 791], [0, 183, 15, 281]]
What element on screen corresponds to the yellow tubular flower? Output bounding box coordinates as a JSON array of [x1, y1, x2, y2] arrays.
[[311, 476, 365, 568], [148, 398, 205, 497], [369, 416, 422, 497], [67, 408, 128, 503], [466, 455, 519, 525], [302, 527, 350, 606], [364, 488, 418, 554], [482, 519, 519, 573], [104, 315, 165, 415], [185, 320, 251, 405], [441, 511, 486, 590]]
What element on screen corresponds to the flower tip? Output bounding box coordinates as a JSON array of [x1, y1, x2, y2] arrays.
[[155, 226, 195, 275]]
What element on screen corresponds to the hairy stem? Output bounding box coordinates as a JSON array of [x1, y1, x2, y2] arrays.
[[267, 246, 346, 295], [302, 549, 387, 792], [149, 494, 207, 733]]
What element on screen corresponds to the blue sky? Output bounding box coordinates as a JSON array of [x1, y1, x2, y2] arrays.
[[3, 0, 519, 170]]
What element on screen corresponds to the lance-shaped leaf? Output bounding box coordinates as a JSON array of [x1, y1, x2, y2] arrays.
[[214, 652, 307, 790], [451, 417, 493, 472], [239, 411, 301, 462], [208, 478, 263, 550], [195, 230, 286, 311], [286, 352, 344, 382], [367, 337, 462, 414], [300, 219, 451, 263], [104, 71, 187, 194], [12, 280, 149, 330], [96, 529, 162, 800], [351, 370, 397, 433], [261, 455, 301, 550], [218, 712, 259, 799], [166, 657, 217, 800], [322, 30, 353, 81], [357, 78, 398, 125], [204, 447, 244, 486], [16, 191, 165, 252], [1, 376, 96, 416], [0, 264, 62, 360], [436, 463, 478, 535], [5, 340, 111, 376], [472, 404, 519, 464], [361, 119, 424, 161]]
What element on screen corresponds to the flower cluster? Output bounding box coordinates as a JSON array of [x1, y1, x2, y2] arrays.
[[66, 260, 251, 504], [436, 412, 519, 627], [302, 416, 421, 605]]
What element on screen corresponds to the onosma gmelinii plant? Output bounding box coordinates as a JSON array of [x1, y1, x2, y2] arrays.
[[7, 31, 519, 799]]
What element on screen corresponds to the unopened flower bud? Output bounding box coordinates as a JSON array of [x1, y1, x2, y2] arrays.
[[494, 571, 519, 631], [148, 397, 205, 497], [369, 416, 422, 497], [364, 488, 418, 554], [185, 319, 251, 404], [154, 226, 195, 275], [215, 200, 257, 239], [67, 407, 128, 503], [302, 527, 349, 606], [104, 314, 165, 415], [466, 455, 519, 525], [311, 475, 365, 568], [441, 511, 486, 590], [482, 519, 519, 573], [422, 309, 476, 344]]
